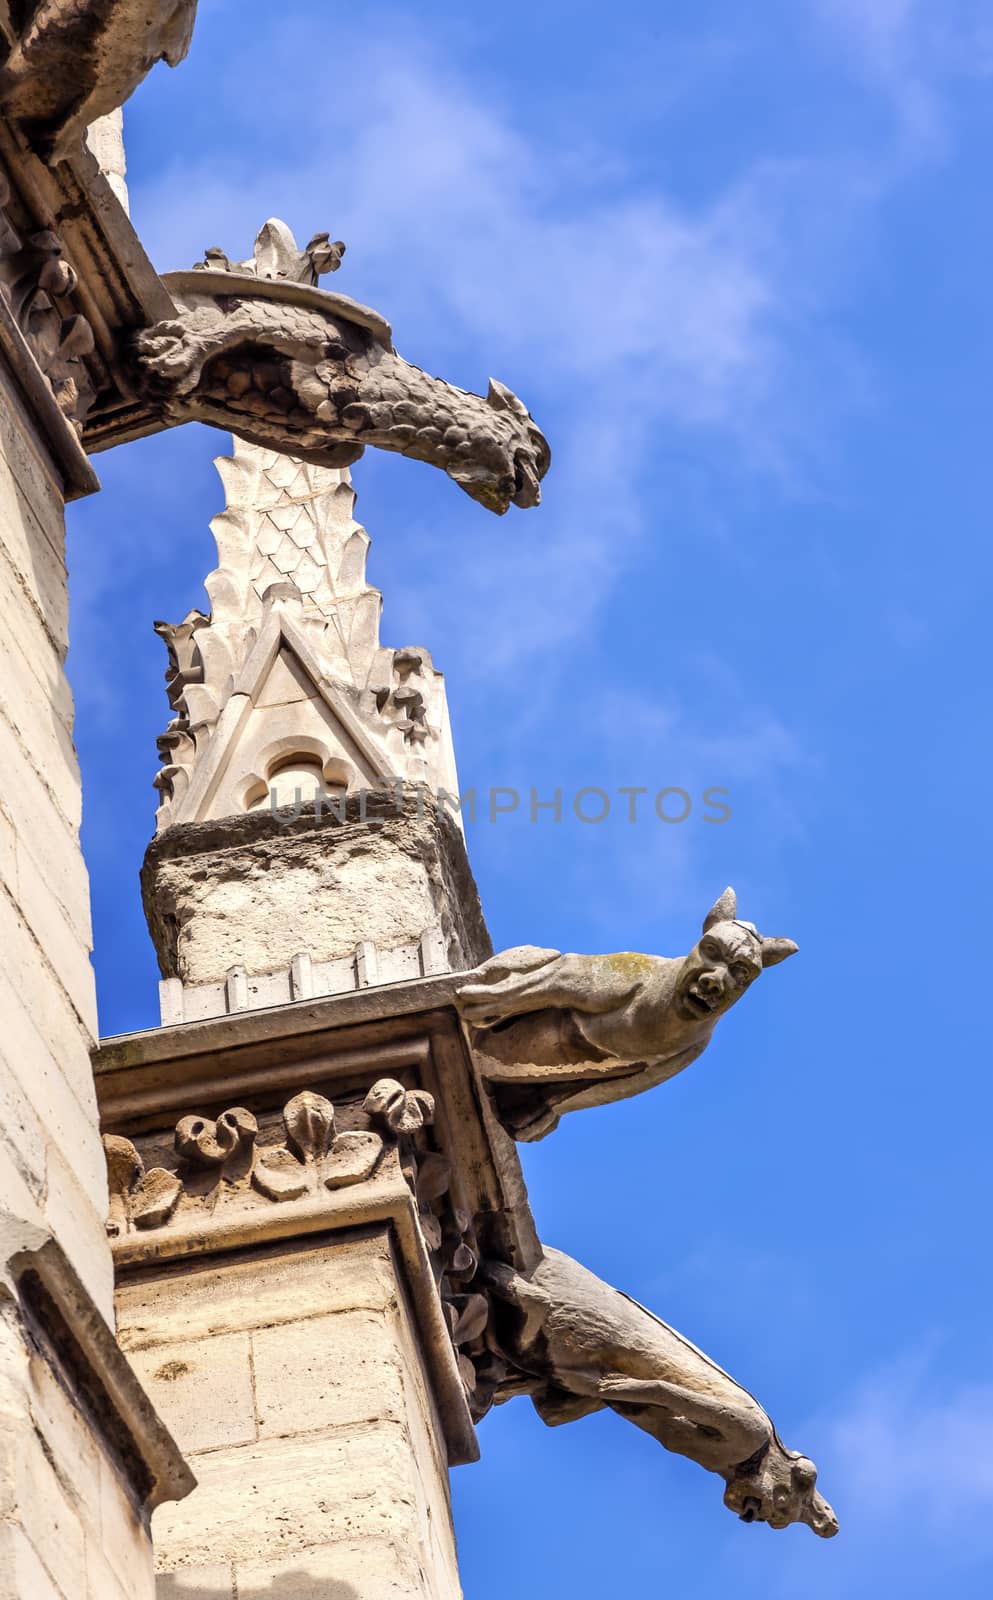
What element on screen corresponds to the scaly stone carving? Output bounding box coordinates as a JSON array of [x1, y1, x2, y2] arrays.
[[103, 1133, 182, 1235], [133, 220, 550, 515], [480, 1247, 838, 1539], [0, 173, 96, 431], [456, 887, 797, 1140], [0, 1, 198, 163]]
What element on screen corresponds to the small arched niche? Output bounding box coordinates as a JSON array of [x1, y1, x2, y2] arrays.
[[242, 743, 355, 811]]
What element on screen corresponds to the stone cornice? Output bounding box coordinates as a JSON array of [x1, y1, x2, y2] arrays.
[[94, 983, 542, 1465]]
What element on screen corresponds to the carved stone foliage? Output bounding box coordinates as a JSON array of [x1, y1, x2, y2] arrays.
[[0, 1, 199, 163], [150, 436, 458, 831], [0, 170, 96, 431], [195, 217, 345, 289], [252, 1090, 384, 1201], [133, 220, 550, 516], [103, 1133, 182, 1235], [102, 1077, 440, 1238], [399, 1140, 498, 1416], [456, 887, 799, 1141]]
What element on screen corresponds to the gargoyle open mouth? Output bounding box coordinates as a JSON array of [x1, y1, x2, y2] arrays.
[[512, 447, 544, 509], [682, 988, 719, 1019]]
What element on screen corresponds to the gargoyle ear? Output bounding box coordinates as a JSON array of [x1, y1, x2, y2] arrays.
[[487, 377, 527, 417], [703, 887, 736, 931], [761, 937, 799, 967]]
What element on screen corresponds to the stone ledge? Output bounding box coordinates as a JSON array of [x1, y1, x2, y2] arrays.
[[6, 1231, 195, 1513]]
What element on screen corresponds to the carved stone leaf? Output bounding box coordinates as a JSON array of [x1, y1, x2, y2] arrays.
[[283, 1091, 335, 1162], [449, 1292, 490, 1346], [363, 1078, 436, 1136], [253, 1147, 309, 1202], [420, 1213, 443, 1252], [175, 1114, 228, 1166], [448, 1239, 478, 1279], [322, 1131, 383, 1191], [102, 1134, 142, 1200], [132, 1168, 183, 1230], [414, 1152, 451, 1207]]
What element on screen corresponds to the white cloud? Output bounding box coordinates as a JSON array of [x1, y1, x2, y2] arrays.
[[815, 0, 993, 156], [769, 1345, 993, 1595], [121, 26, 842, 716], [829, 1348, 993, 1531]]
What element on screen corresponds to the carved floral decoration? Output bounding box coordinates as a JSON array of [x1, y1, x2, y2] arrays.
[[0, 171, 96, 432], [102, 1077, 435, 1235]]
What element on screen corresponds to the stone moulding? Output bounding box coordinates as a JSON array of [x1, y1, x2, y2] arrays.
[[158, 926, 451, 1026], [94, 982, 542, 1467], [7, 1233, 195, 1512], [0, 166, 97, 431], [0, 143, 99, 493]]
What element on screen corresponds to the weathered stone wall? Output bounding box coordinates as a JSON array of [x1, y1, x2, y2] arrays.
[[0, 377, 158, 1596], [0, 383, 109, 1315], [118, 1230, 464, 1598], [0, 1300, 153, 1600]]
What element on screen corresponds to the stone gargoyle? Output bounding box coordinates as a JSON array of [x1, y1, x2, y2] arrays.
[[0, 1, 198, 162], [481, 1247, 838, 1539], [132, 219, 550, 516], [455, 887, 797, 1139]]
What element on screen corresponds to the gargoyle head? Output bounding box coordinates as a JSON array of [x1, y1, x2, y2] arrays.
[[447, 378, 551, 514], [675, 887, 797, 1027], [723, 1441, 838, 1538]]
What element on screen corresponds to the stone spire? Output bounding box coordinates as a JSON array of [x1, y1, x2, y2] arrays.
[[151, 439, 459, 833], [142, 440, 489, 1027]]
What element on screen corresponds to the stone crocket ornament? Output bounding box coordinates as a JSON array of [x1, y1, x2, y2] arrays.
[[481, 1248, 838, 1539], [0, 1, 198, 162], [455, 887, 796, 1139], [132, 219, 551, 516]]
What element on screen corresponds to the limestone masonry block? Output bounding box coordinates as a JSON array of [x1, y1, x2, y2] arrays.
[[142, 799, 491, 986]]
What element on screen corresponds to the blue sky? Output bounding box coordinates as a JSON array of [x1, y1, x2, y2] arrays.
[[67, 2, 993, 1594]]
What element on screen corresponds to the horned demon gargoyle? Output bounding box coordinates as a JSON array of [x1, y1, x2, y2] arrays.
[[455, 886, 796, 1139], [132, 219, 550, 516]]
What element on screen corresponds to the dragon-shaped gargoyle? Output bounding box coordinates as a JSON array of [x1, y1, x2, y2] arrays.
[[480, 1247, 838, 1540], [132, 219, 550, 516], [455, 887, 797, 1139]]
